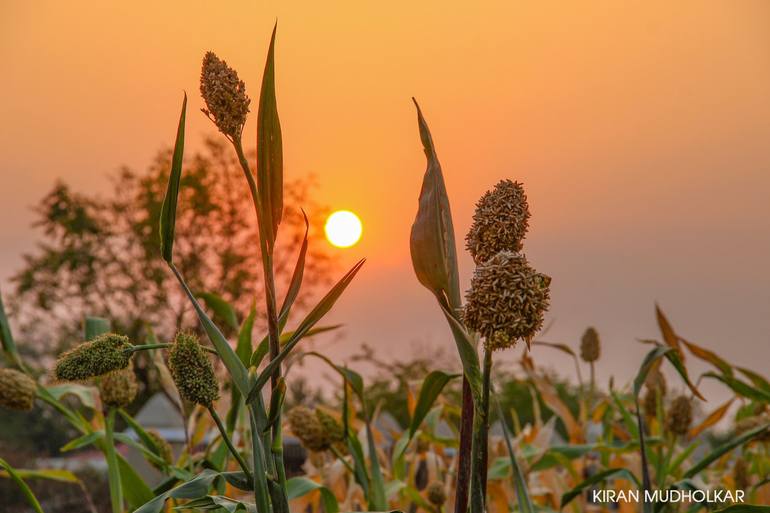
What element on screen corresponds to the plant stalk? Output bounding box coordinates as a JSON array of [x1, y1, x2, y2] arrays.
[[209, 406, 253, 480], [470, 349, 492, 513], [455, 377, 474, 513], [104, 408, 124, 513], [233, 136, 289, 513]]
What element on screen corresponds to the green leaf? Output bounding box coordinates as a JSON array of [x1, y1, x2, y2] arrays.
[[0, 289, 25, 370], [278, 210, 309, 323], [46, 383, 97, 410], [633, 345, 674, 397], [84, 316, 111, 340], [250, 324, 342, 368], [286, 477, 340, 513], [408, 370, 459, 441], [561, 468, 641, 508], [246, 259, 364, 402], [117, 453, 154, 509], [1, 468, 80, 483], [197, 292, 239, 331], [179, 496, 256, 512], [703, 372, 770, 402], [159, 93, 187, 263], [409, 99, 461, 309], [736, 366, 770, 394], [0, 457, 44, 513], [132, 469, 223, 513], [663, 347, 705, 400], [256, 24, 283, 246], [105, 409, 124, 513], [683, 422, 770, 478], [437, 301, 483, 405], [170, 264, 249, 397], [237, 306, 257, 367], [61, 431, 102, 452], [493, 392, 534, 513]]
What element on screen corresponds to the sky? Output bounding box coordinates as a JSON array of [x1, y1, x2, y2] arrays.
[[1, 1, 770, 400]]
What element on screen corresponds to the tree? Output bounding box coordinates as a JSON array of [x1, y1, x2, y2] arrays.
[[10, 138, 336, 362]]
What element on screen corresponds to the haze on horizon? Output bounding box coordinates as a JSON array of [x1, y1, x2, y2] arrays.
[[1, 0, 769, 396]]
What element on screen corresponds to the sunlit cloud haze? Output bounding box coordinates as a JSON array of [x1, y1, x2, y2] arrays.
[[2, 1, 769, 395]]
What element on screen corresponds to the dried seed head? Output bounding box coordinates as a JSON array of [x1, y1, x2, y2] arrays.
[[463, 251, 551, 351], [666, 395, 693, 436], [734, 415, 770, 443], [146, 430, 174, 470], [426, 481, 447, 506], [733, 457, 749, 490], [99, 364, 138, 409], [287, 405, 330, 451], [200, 52, 250, 139], [466, 180, 530, 264], [167, 332, 219, 407], [55, 334, 133, 381], [642, 387, 661, 419], [580, 327, 600, 362], [0, 368, 36, 411], [644, 368, 667, 397], [416, 436, 430, 453]]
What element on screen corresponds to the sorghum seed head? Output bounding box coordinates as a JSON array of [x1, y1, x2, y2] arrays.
[[146, 430, 174, 470], [99, 364, 138, 409], [466, 179, 530, 264], [644, 368, 667, 397], [580, 327, 600, 362], [734, 415, 770, 443], [55, 334, 133, 381], [426, 481, 447, 506], [316, 409, 345, 444], [287, 405, 330, 452], [200, 52, 250, 139], [0, 368, 36, 411], [733, 457, 749, 490], [666, 395, 693, 436], [642, 387, 661, 419], [463, 251, 551, 351], [167, 332, 219, 407]]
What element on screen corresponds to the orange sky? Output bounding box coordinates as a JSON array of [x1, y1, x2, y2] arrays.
[[2, 1, 770, 394]]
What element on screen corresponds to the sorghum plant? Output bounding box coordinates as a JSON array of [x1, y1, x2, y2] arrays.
[[136, 24, 364, 512], [409, 102, 551, 513]]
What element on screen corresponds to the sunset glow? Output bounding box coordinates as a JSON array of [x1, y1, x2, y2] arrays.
[[325, 210, 362, 248]]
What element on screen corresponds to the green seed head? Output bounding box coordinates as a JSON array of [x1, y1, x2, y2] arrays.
[[666, 395, 693, 436], [99, 364, 138, 409], [0, 368, 36, 411], [287, 405, 330, 452], [315, 408, 345, 446], [55, 334, 133, 381], [167, 332, 219, 407], [463, 251, 551, 351], [426, 481, 447, 506], [200, 52, 250, 139], [580, 327, 601, 363], [146, 430, 174, 470], [466, 179, 530, 264]]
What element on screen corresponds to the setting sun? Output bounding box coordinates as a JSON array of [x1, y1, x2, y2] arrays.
[[325, 210, 362, 248]]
